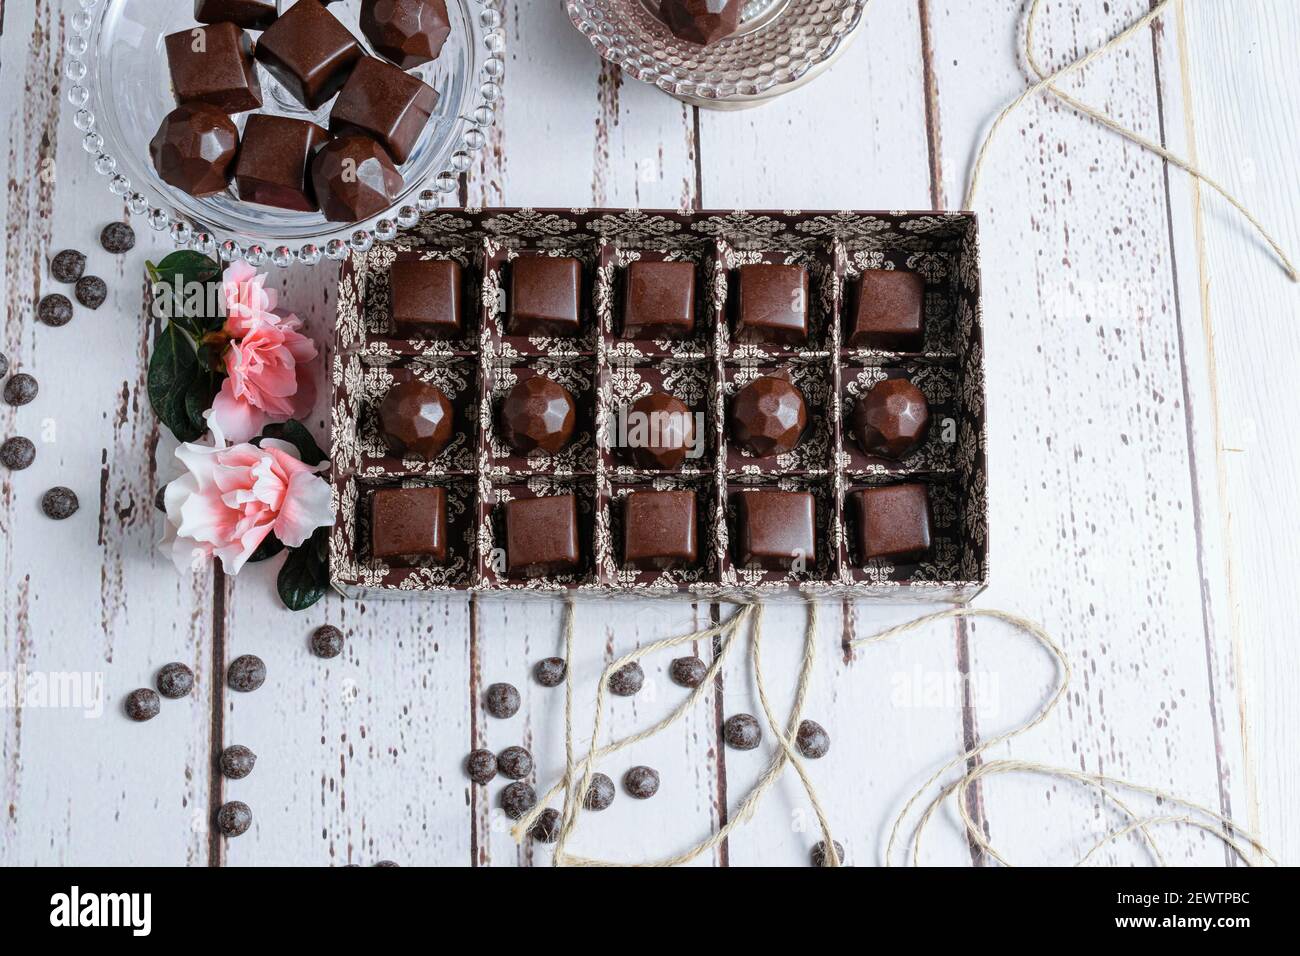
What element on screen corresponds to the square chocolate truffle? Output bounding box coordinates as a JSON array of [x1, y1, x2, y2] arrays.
[[851, 483, 932, 563], [622, 260, 696, 339], [255, 0, 364, 110], [504, 494, 581, 577], [508, 256, 583, 337], [389, 258, 463, 339], [623, 490, 698, 571], [847, 269, 925, 350], [165, 22, 262, 113], [194, 0, 278, 31], [732, 490, 816, 571], [735, 263, 810, 345], [329, 57, 440, 165], [234, 114, 330, 212], [370, 486, 447, 564]]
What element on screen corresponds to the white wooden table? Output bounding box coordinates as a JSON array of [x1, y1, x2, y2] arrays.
[[1, 0, 1296, 867]]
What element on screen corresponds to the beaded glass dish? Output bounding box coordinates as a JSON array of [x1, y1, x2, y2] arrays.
[[68, 0, 505, 267]]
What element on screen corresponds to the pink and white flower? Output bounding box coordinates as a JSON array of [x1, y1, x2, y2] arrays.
[[160, 421, 333, 576], [208, 262, 318, 443]]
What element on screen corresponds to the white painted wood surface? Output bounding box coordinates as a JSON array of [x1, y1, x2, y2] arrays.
[[1, 0, 1296, 866]]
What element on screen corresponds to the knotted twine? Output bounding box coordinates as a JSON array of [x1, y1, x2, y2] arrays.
[[511, 601, 1274, 867], [967, 0, 1297, 281]]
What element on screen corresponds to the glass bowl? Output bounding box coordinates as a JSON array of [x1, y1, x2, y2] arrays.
[[68, 0, 505, 266], [565, 0, 867, 107]]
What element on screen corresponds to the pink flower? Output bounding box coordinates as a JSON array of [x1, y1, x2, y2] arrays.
[[160, 422, 333, 576], [209, 263, 317, 443]]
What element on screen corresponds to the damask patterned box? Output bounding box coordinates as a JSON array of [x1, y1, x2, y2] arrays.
[[329, 208, 987, 603]]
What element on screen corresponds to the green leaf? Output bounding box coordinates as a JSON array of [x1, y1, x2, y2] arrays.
[[247, 534, 285, 564], [277, 528, 330, 611], [148, 323, 203, 442], [261, 419, 327, 466], [148, 251, 221, 287], [147, 252, 223, 335], [184, 372, 218, 435]]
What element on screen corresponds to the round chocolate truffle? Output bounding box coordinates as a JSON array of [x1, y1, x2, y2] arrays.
[[624, 391, 695, 470], [852, 378, 930, 460], [498, 376, 576, 454], [148, 104, 239, 198], [360, 0, 453, 70], [378, 380, 455, 459], [729, 376, 808, 457], [310, 135, 404, 224]]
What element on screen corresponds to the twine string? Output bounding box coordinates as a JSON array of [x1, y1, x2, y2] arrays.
[[966, 0, 1297, 281]]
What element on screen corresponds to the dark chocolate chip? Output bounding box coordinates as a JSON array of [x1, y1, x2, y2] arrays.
[[75, 275, 108, 310], [37, 294, 73, 327], [723, 713, 762, 750], [811, 840, 846, 867], [374, 860, 400, 867], [100, 222, 136, 254], [623, 765, 660, 799], [465, 748, 497, 784], [0, 352, 7, 377], [499, 781, 536, 820], [41, 487, 79, 520], [124, 688, 160, 721], [485, 681, 520, 718], [669, 655, 708, 688], [310, 624, 344, 659], [583, 772, 615, 811], [216, 800, 252, 837], [0, 437, 36, 471], [795, 719, 830, 759], [227, 654, 266, 692], [607, 662, 644, 697], [155, 662, 194, 699], [4, 373, 38, 406], [529, 807, 561, 843], [497, 745, 533, 780], [219, 744, 257, 779], [51, 249, 86, 282], [533, 656, 567, 687]]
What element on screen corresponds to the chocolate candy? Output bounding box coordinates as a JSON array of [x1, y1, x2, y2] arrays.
[[216, 800, 252, 837], [466, 748, 497, 783], [165, 22, 262, 113], [378, 380, 454, 459], [509, 256, 582, 337], [732, 490, 815, 571], [310, 624, 345, 658], [41, 487, 79, 520], [360, 0, 453, 70], [623, 259, 695, 338], [669, 656, 707, 688], [389, 258, 463, 338], [220, 745, 257, 779], [583, 772, 615, 811], [75, 276, 108, 310], [255, 0, 364, 110], [234, 114, 330, 212], [795, 719, 830, 759], [848, 269, 925, 350], [50, 249, 86, 282], [623, 766, 660, 799], [497, 745, 533, 780], [529, 807, 561, 843], [661, 0, 744, 45], [533, 657, 566, 687], [811, 840, 845, 867], [100, 223, 135, 254], [0, 437, 36, 471], [310, 135, 404, 223], [369, 485, 447, 562], [227, 654, 266, 692], [485, 682, 521, 718], [499, 782, 536, 820], [723, 713, 761, 750], [194, 0, 278, 30], [4, 373, 38, 407], [37, 294, 73, 327], [498, 377, 576, 454], [735, 263, 810, 345], [149, 104, 239, 198], [622, 490, 697, 571], [729, 375, 807, 457], [0, 352, 7, 378], [607, 662, 644, 697], [155, 662, 194, 699], [330, 56, 439, 164], [851, 483, 932, 563], [851, 378, 929, 459], [124, 689, 160, 722], [504, 494, 580, 577], [622, 392, 694, 470]]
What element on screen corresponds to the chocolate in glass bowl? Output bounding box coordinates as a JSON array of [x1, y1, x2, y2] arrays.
[[234, 114, 330, 212], [310, 136, 405, 223], [254, 0, 364, 111], [361, 0, 454, 70], [330, 57, 440, 165], [164, 21, 262, 113]]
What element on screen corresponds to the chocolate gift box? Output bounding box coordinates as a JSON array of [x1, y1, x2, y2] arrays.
[[330, 208, 987, 603]]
